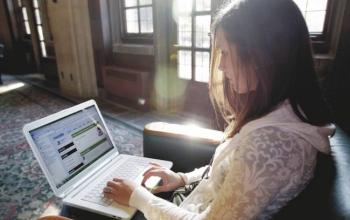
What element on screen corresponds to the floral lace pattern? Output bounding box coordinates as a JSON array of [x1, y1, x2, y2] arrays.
[[140, 126, 318, 220]]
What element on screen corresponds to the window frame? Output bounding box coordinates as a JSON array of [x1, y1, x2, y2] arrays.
[[15, 0, 32, 40], [119, 0, 154, 44], [29, 0, 56, 59], [308, 0, 334, 54], [32, 0, 47, 58], [174, 0, 340, 82], [175, 0, 213, 84]]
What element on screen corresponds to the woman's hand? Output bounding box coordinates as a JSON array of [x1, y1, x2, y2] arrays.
[[103, 178, 136, 206], [142, 163, 185, 194]]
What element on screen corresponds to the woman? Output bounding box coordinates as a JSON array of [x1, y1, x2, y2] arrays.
[[103, 0, 335, 219]]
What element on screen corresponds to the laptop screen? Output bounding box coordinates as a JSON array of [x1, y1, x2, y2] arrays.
[[29, 106, 114, 188]]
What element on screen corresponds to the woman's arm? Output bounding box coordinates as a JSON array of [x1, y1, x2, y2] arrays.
[[203, 127, 316, 219], [130, 127, 315, 220], [178, 165, 209, 185]]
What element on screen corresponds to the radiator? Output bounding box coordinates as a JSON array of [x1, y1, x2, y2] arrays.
[[102, 66, 149, 102]]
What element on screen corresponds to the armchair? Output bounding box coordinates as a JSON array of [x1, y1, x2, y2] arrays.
[[143, 122, 350, 219], [143, 122, 222, 173]]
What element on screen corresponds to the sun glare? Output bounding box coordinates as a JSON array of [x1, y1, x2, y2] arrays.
[[0, 82, 26, 94], [168, 122, 224, 141], [172, 0, 193, 23]]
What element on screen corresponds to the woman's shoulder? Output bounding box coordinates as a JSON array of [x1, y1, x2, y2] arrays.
[[233, 126, 317, 163], [239, 125, 314, 147], [224, 126, 318, 187]]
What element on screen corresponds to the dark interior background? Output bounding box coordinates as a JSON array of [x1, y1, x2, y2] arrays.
[[0, 0, 349, 133]]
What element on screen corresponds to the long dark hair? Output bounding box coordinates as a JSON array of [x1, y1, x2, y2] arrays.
[[209, 0, 332, 137]]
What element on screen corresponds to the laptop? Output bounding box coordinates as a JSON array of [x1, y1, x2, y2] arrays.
[[23, 100, 172, 219]]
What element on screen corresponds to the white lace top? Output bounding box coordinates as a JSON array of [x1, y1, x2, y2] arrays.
[[130, 101, 335, 220]]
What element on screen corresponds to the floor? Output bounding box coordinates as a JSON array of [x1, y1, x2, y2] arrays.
[[0, 73, 217, 220], [12, 73, 213, 131], [0, 74, 145, 219]]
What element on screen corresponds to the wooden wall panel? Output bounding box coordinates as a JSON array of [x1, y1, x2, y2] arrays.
[[47, 0, 97, 97], [112, 53, 154, 71]]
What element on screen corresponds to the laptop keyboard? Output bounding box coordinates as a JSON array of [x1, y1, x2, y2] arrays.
[[81, 157, 150, 206]]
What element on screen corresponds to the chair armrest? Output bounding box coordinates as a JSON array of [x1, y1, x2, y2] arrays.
[[143, 122, 224, 172]]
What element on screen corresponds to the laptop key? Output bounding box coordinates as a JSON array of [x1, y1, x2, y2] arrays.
[[82, 158, 149, 206]]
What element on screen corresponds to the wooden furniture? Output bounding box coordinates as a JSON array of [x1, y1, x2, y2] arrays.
[[37, 215, 72, 220]]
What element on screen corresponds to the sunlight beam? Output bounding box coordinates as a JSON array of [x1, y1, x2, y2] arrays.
[[0, 82, 26, 94]]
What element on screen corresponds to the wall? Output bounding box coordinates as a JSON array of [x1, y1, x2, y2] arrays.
[[89, 0, 155, 110], [0, 0, 13, 72], [0, 1, 13, 57], [0, 0, 36, 73], [88, 0, 112, 88]]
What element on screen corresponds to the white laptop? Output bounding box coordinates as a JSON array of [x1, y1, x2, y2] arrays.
[[23, 100, 172, 219]]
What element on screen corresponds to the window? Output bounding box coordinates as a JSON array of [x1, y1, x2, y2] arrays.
[[30, 0, 55, 58], [121, 0, 153, 43], [16, 0, 31, 38], [175, 0, 212, 83], [32, 0, 46, 57], [293, 0, 329, 35], [293, 0, 341, 54]]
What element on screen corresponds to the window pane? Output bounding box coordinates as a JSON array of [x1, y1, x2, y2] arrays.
[[126, 8, 139, 33], [307, 0, 328, 11], [33, 0, 39, 8], [124, 0, 137, 7], [139, 0, 152, 6], [140, 6, 153, 33], [195, 0, 211, 11], [40, 41, 47, 57], [195, 15, 211, 48], [176, 0, 193, 14], [195, 52, 210, 82], [305, 11, 326, 33], [293, 0, 328, 33], [37, 25, 44, 41], [18, 0, 22, 7], [293, 0, 307, 16], [35, 9, 42, 25], [178, 16, 192, 47], [24, 21, 31, 34], [22, 7, 29, 20], [178, 50, 192, 80]]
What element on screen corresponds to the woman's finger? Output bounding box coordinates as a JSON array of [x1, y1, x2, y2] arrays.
[[103, 186, 116, 194], [149, 162, 161, 167], [103, 186, 119, 201], [103, 189, 119, 202], [143, 167, 165, 178], [141, 170, 168, 186], [103, 192, 113, 199], [151, 185, 167, 194], [107, 180, 122, 189], [142, 163, 162, 176], [112, 178, 123, 182], [142, 166, 161, 176]]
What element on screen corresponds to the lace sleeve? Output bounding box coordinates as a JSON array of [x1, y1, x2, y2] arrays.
[[204, 127, 315, 220], [131, 127, 315, 220], [180, 165, 209, 184]]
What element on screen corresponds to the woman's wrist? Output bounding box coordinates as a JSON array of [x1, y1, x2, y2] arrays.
[[129, 186, 153, 210], [177, 172, 187, 186]]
